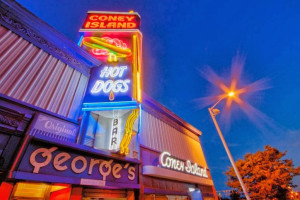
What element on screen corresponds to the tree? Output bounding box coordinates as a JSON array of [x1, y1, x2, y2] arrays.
[[225, 145, 300, 200], [230, 190, 241, 200]]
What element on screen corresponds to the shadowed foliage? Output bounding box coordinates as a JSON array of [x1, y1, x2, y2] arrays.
[[226, 145, 300, 200]]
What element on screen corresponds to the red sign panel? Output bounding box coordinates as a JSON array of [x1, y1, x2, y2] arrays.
[[82, 12, 140, 30]]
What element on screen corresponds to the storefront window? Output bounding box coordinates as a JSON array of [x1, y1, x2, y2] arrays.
[[10, 182, 70, 200], [189, 189, 203, 200]]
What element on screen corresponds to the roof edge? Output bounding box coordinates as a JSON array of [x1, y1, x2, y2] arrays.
[[142, 92, 202, 136], [0, 0, 101, 75]]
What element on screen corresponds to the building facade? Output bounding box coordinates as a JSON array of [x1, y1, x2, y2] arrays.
[[139, 95, 216, 200], [0, 0, 217, 199]]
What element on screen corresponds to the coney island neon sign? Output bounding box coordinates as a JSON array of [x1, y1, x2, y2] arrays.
[[159, 152, 208, 178], [82, 12, 140, 30]]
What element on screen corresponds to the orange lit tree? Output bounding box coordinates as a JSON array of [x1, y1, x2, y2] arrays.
[[225, 145, 300, 200]]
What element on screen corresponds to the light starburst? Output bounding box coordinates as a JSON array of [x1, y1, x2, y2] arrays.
[[196, 54, 273, 132]]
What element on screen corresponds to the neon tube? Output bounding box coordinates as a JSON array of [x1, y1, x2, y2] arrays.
[[77, 35, 84, 46], [83, 101, 138, 107], [82, 106, 137, 111]]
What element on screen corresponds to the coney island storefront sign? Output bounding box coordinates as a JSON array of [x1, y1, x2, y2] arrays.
[[159, 152, 208, 178], [13, 141, 139, 188]]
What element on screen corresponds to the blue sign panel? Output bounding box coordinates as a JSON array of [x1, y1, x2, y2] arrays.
[[30, 113, 78, 142], [84, 63, 133, 103]]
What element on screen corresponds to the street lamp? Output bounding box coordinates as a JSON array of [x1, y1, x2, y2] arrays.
[[208, 91, 251, 200]]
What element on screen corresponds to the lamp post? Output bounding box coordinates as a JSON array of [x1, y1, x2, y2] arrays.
[[208, 92, 251, 200]]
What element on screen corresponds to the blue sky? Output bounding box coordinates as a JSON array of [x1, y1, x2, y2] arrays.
[[16, 0, 300, 191]]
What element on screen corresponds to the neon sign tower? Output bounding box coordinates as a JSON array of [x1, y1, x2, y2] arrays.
[[78, 11, 142, 156]]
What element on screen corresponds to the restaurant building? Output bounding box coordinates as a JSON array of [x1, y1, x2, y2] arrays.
[[0, 0, 217, 199], [139, 95, 216, 200]]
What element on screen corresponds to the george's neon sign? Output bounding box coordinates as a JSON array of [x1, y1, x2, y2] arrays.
[[29, 146, 136, 181], [159, 152, 208, 178]]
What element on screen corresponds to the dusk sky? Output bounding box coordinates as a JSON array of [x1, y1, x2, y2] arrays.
[[16, 0, 300, 191]]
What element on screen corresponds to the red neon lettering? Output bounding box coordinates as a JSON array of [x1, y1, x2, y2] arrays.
[[84, 22, 91, 28], [99, 15, 108, 21], [118, 16, 125, 21], [89, 15, 99, 21], [107, 22, 117, 29], [100, 22, 106, 28], [125, 16, 135, 21], [90, 22, 99, 28], [127, 23, 136, 28], [108, 16, 118, 21], [117, 22, 126, 29], [83, 13, 140, 29]]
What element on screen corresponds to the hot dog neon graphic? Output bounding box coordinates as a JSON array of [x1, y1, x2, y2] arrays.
[[82, 37, 132, 61]]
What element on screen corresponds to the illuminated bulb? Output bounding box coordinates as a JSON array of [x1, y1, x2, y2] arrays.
[[129, 10, 134, 13], [228, 91, 235, 97]]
